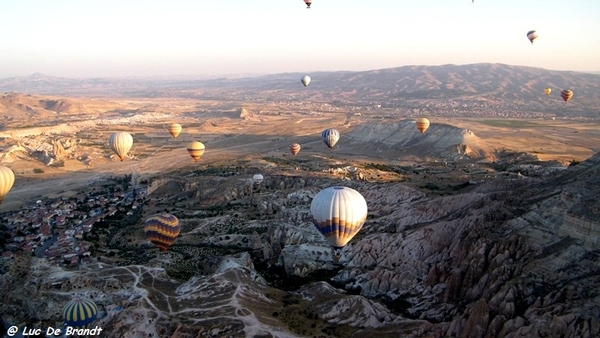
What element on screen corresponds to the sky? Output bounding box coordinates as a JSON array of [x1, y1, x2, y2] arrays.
[[1, 0, 599, 78]]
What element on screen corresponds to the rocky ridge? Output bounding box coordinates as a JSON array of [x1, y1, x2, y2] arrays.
[[1, 152, 599, 337]]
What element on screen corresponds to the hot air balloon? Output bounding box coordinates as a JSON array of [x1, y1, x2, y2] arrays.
[[321, 128, 340, 150], [168, 123, 182, 138], [561, 89, 573, 102], [310, 186, 368, 260], [415, 118, 430, 133], [0, 166, 15, 205], [63, 298, 98, 329], [544, 87, 552, 96], [290, 143, 301, 155], [527, 30, 538, 44], [187, 141, 205, 162], [304, 0, 312, 9], [252, 174, 264, 185], [301, 75, 311, 87], [108, 132, 133, 161], [144, 213, 180, 251]]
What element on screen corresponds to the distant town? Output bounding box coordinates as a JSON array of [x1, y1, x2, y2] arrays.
[[0, 175, 145, 267]]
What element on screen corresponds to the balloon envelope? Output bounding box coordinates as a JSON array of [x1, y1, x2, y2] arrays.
[[321, 128, 340, 149], [253, 174, 264, 184], [561, 89, 573, 102], [108, 132, 133, 161], [301, 75, 311, 87], [544, 87, 552, 96], [63, 298, 98, 329], [310, 186, 368, 249], [527, 30, 538, 43], [168, 123, 182, 138], [416, 118, 430, 133], [0, 166, 15, 205], [290, 143, 301, 155], [187, 141, 205, 162], [144, 213, 180, 251]]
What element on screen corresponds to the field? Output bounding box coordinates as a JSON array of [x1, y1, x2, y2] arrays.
[[1, 96, 599, 212]]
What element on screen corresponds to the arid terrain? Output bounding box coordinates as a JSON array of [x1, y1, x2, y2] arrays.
[[1, 63, 599, 337]]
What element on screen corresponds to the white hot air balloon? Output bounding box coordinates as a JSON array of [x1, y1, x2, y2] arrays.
[[108, 132, 133, 161], [252, 174, 264, 185], [321, 128, 340, 150], [527, 30, 538, 44], [310, 186, 368, 260], [301, 75, 311, 87]]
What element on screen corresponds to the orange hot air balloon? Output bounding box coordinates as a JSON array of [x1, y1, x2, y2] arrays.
[[290, 143, 301, 155], [168, 123, 182, 138], [144, 213, 180, 251], [187, 141, 205, 162], [560, 89, 573, 102], [415, 118, 430, 133]]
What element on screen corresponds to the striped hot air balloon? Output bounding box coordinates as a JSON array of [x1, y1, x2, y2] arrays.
[[321, 128, 340, 150], [289, 143, 301, 155], [63, 298, 98, 329], [108, 132, 133, 161], [561, 89, 573, 102], [187, 141, 205, 162], [0, 166, 15, 205], [168, 123, 182, 138], [310, 186, 368, 260], [415, 118, 430, 133], [144, 213, 180, 252]]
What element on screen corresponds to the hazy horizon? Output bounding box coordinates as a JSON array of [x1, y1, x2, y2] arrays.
[[1, 0, 599, 78]]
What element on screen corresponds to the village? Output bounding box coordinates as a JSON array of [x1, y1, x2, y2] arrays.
[[0, 175, 145, 267]]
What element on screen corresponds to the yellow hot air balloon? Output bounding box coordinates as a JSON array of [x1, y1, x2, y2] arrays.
[[290, 143, 301, 155], [0, 166, 15, 205], [416, 118, 430, 133], [144, 213, 180, 251], [63, 298, 98, 329], [108, 132, 133, 161], [544, 87, 552, 96], [561, 89, 573, 102], [168, 123, 182, 138], [310, 186, 368, 260], [187, 141, 205, 162]]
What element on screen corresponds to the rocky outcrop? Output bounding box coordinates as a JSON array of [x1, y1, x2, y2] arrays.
[[346, 121, 496, 161]]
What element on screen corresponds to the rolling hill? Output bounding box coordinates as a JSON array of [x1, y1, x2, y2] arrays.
[[1, 64, 600, 109]]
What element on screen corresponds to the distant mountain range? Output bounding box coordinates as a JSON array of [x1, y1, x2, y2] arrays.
[[1, 63, 599, 110]]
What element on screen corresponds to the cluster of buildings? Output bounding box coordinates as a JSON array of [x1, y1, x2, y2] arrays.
[[1, 180, 145, 267]]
